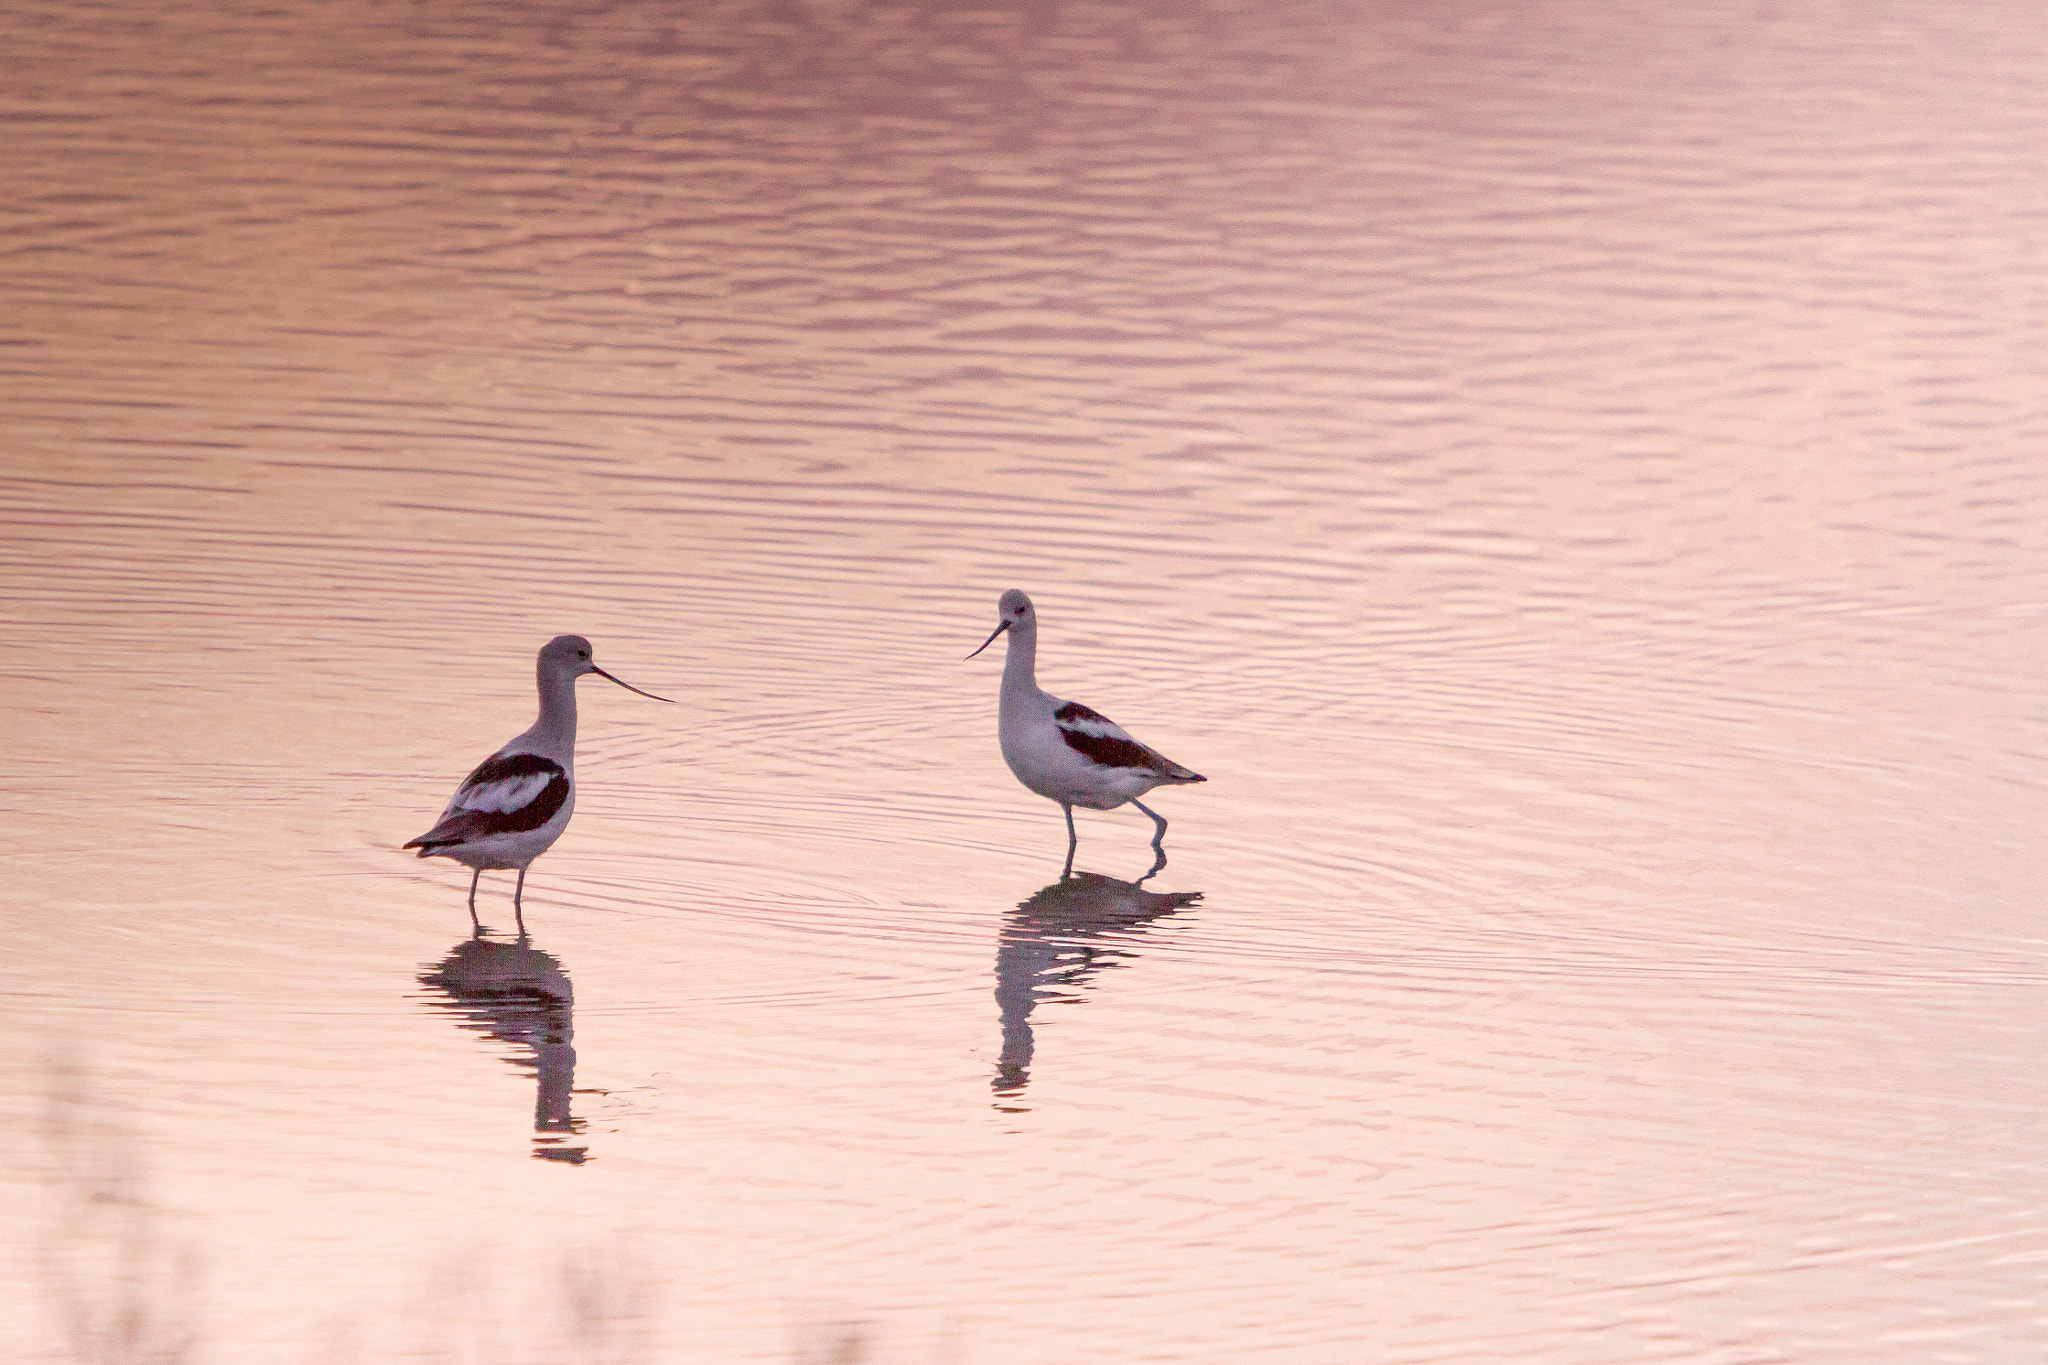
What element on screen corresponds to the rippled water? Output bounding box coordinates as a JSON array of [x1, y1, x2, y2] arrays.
[[7, 0, 2048, 1360]]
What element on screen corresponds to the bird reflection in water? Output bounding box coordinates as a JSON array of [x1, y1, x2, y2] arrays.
[[993, 872, 1202, 1107], [418, 933, 587, 1163]]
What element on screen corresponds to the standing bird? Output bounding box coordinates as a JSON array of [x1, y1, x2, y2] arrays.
[[967, 589, 1205, 878], [405, 635, 671, 928]]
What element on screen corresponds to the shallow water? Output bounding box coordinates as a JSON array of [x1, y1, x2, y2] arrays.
[[6, 0, 2048, 1360]]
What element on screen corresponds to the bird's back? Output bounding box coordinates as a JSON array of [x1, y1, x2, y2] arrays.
[[406, 749, 572, 852], [1051, 699, 1205, 783]]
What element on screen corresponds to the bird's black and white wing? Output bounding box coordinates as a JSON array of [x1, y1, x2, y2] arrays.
[[1053, 701, 1205, 782], [405, 752, 570, 853]]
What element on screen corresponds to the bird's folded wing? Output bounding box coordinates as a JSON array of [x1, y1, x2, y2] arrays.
[[1053, 700, 1200, 778], [405, 753, 569, 848]]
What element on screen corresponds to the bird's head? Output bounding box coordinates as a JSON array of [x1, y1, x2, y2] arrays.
[[968, 589, 1035, 659], [538, 635, 673, 701]]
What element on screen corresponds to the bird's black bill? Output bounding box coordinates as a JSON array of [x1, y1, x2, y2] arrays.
[[966, 620, 1009, 660], [592, 666, 674, 702]]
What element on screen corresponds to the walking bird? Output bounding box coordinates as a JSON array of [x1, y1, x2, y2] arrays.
[[967, 589, 1205, 878]]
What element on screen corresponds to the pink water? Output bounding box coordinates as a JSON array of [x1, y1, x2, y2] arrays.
[[6, 1, 2048, 1360]]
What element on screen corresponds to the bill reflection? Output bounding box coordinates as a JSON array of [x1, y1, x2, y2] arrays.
[[418, 933, 586, 1164], [993, 872, 1202, 1106]]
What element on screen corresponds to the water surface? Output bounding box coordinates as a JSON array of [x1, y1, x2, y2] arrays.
[[6, 1, 2048, 1360]]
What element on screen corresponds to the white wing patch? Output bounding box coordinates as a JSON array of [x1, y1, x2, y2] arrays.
[[1055, 707, 1136, 742], [454, 772, 556, 815]]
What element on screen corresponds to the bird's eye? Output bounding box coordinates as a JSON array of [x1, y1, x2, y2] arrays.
[[578, 651, 590, 659]]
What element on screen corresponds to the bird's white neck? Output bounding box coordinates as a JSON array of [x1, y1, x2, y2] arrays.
[[526, 662, 578, 758], [1001, 618, 1043, 706]]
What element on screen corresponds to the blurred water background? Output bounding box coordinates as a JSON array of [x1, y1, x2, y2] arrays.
[[5, 0, 2048, 1359]]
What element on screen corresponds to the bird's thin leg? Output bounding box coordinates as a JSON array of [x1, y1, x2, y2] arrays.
[[467, 869, 482, 934], [1131, 799, 1169, 882], [1131, 799, 1169, 850], [1061, 803, 1077, 880], [513, 865, 529, 940]]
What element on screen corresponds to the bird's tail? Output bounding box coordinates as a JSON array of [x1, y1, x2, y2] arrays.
[[403, 822, 464, 855]]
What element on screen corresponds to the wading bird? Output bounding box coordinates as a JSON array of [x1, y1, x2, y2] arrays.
[[405, 635, 670, 928], [968, 589, 1205, 878]]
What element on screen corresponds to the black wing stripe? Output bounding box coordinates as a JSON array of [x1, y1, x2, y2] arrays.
[[459, 752, 563, 790], [1058, 726, 1160, 771]]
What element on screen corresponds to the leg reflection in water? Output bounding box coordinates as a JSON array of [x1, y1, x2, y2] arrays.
[[993, 872, 1201, 1105], [418, 931, 587, 1164]]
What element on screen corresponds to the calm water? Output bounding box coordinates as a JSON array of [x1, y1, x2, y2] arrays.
[[7, 0, 2048, 1360]]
